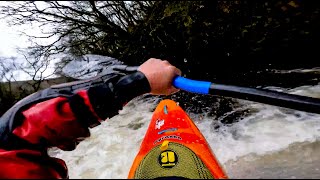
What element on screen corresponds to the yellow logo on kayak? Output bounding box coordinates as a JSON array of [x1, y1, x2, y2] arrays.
[[158, 150, 178, 168]]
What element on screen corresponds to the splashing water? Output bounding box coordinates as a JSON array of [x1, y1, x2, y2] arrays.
[[51, 84, 320, 179]]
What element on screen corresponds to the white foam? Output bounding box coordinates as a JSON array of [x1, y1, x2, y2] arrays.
[[51, 85, 320, 178], [197, 103, 320, 164]]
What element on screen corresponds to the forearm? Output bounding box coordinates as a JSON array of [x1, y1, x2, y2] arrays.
[[0, 71, 150, 151], [0, 71, 151, 179]]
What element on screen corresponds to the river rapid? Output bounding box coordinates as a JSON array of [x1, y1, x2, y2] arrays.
[[50, 71, 320, 179]]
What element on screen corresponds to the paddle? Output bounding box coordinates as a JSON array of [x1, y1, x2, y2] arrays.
[[112, 65, 320, 115], [64, 55, 320, 115], [173, 76, 320, 114]]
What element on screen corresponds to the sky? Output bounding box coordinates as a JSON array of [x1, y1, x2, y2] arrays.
[[0, 15, 59, 81], [0, 1, 63, 81], [0, 1, 47, 57], [0, 2, 119, 81], [0, 16, 107, 81], [0, 18, 29, 57]]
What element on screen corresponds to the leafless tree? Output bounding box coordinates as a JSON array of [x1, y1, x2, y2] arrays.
[[0, 56, 18, 96], [0, 56, 22, 115], [0, 56, 18, 82], [0, 1, 155, 61], [19, 53, 58, 91]]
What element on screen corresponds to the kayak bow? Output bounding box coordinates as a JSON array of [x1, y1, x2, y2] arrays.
[[128, 99, 228, 179]]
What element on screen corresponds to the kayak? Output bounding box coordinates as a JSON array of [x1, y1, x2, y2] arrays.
[[128, 99, 228, 179]]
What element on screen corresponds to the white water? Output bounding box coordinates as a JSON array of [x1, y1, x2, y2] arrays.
[[50, 84, 320, 179]]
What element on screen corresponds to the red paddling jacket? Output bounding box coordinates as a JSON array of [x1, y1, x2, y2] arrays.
[[0, 71, 150, 179]]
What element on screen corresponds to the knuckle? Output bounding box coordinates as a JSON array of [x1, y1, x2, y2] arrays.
[[162, 60, 170, 65]]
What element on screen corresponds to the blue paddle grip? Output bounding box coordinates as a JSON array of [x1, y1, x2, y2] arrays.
[[173, 76, 211, 94]]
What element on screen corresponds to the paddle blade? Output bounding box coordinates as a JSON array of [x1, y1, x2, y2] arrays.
[[61, 54, 124, 79]]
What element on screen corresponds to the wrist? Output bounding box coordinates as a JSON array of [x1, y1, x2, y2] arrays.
[[114, 71, 151, 104]]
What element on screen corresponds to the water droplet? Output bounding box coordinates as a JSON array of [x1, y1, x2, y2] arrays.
[[184, 58, 187, 63]]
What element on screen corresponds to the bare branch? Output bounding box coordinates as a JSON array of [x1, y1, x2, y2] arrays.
[[0, 1, 153, 73]]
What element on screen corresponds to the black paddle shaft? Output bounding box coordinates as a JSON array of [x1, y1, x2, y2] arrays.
[[210, 84, 320, 114], [103, 64, 320, 114]]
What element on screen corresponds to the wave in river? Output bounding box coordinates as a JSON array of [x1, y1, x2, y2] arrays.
[[51, 84, 320, 179]]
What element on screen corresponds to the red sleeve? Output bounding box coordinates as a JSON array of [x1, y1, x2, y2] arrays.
[[0, 71, 151, 179], [13, 90, 96, 151], [0, 90, 97, 179]]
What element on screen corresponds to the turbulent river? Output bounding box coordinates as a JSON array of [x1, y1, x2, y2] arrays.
[[49, 74, 320, 179]]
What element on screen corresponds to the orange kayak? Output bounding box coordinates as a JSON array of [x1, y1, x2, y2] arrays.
[[128, 99, 228, 179]]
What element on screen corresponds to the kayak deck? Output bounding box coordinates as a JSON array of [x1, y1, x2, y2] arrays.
[[128, 99, 228, 179]]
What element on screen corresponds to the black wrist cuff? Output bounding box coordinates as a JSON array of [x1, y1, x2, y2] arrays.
[[114, 71, 151, 104], [87, 71, 150, 121]]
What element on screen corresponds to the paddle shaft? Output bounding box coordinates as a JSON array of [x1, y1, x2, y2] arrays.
[[173, 76, 320, 114], [211, 83, 320, 114], [111, 65, 320, 114]]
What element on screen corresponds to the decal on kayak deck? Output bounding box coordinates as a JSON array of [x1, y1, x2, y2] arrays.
[[163, 105, 168, 114], [155, 119, 165, 129], [158, 150, 178, 168], [158, 128, 178, 134], [153, 135, 182, 144]]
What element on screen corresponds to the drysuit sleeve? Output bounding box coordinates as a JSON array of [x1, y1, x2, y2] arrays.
[[0, 71, 151, 178]]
